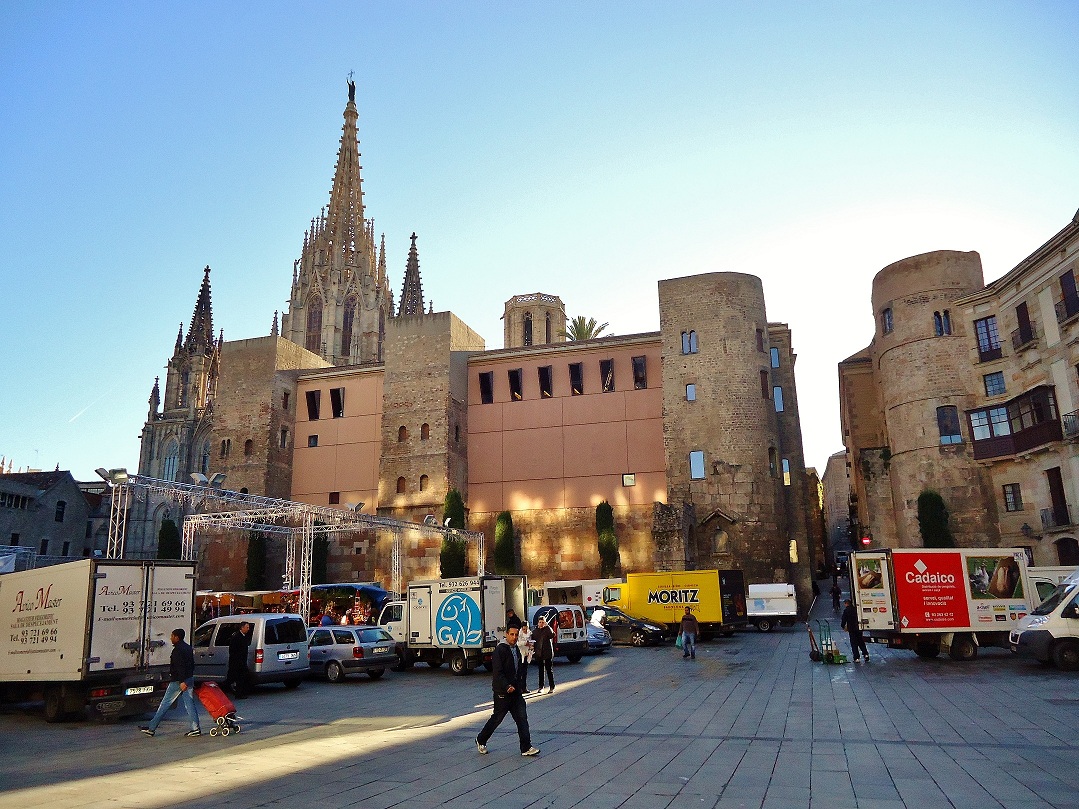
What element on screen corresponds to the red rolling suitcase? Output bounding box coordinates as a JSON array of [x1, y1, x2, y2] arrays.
[[195, 682, 241, 736]]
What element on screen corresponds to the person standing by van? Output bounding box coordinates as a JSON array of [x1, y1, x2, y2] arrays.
[[476, 625, 539, 757], [679, 607, 699, 659], [531, 616, 556, 694], [226, 621, 252, 699], [841, 599, 869, 662], [140, 628, 202, 738]]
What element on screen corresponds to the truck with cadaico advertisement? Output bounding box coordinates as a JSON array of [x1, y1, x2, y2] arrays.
[[602, 569, 748, 636], [378, 575, 527, 675], [850, 548, 1035, 660], [0, 559, 197, 721]]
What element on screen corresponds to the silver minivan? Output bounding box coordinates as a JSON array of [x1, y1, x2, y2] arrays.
[[192, 613, 310, 688]]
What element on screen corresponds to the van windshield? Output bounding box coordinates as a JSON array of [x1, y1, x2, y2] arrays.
[[1032, 584, 1077, 616]]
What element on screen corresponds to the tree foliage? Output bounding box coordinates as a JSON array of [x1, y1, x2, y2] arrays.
[[245, 532, 267, 590], [443, 489, 466, 529], [917, 489, 955, 548], [313, 535, 330, 585], [596, 501, 619, 577], [561, 315, 610, 342], [157, 518, 181, 560], [493, 511, 516, 574], [440, 488, 469, 577]]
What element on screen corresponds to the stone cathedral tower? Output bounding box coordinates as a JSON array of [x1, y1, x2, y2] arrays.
[[282, 80, 393, 365]]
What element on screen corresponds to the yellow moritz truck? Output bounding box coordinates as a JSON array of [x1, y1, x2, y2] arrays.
[[602, 570, 748, 637]]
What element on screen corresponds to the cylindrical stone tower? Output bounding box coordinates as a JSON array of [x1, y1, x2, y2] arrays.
[[502, 293, 566, 349]]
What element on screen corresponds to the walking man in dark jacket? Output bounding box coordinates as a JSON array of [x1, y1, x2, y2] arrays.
[[140, 628, 202, 737], [841, 599, 869, 662], [679, 607, 700, 659], [531, 616, 556, 694], [226, 621, 252, 698], [476, 626, 539, 757]]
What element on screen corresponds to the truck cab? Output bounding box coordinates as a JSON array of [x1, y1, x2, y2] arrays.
[[1010, 572, 1079, 671]]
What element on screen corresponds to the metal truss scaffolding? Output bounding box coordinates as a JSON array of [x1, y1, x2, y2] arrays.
[[107, 474, 484, 621]]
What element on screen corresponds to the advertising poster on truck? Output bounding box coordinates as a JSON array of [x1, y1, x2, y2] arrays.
[[3, 560, 90, 681], [891, 550, 1030, 631]]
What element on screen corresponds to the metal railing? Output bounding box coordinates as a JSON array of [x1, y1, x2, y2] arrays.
[[1010, 321, 1038, 351], [1064, 410, 1079, 438], [1055, 296, 1079, 325], [1041, 504, 1073, 530]]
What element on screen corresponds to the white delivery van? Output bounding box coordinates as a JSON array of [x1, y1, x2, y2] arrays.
[[0, 559, 196, 721], [378, 575, 527, 675], [746, 583, 798, 632], [1010, 570, 1079, 671], [527, 604, 588, 662], [1028, 566, 1078, 605]]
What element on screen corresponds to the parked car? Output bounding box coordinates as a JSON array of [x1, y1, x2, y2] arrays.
[[584, 605, 667, 647], [586, 623, 612, 653], [307, 626, 399, 682], [192, 613, 310, 688], [527, 605, 589, 663]]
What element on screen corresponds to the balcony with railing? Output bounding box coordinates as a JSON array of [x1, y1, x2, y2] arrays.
[[1055, 296, 1079, 325], [1064, 410, 1079, 439], [1041, 504, 1073, 531], [1010, 321, 1039, 352]]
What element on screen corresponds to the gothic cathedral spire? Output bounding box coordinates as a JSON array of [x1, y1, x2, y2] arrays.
[[398, 233, 425, 317], [281, 79, 392, 365]]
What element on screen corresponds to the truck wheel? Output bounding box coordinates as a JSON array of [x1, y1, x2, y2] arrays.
[[368, 668, 385, 680], [1052, 640, 1079, 672], [450, 653, 468, 675], [631, 631, 646, 647], [567, 654, 582, 664], [914, 641, 940, 659], [393, 648, 413, 671], [755, 618, 773, 632], [43, 686, 64, 723], [326, 661, 345, 683], [427, 660, 443, 669], [949, 635, 977, 661]]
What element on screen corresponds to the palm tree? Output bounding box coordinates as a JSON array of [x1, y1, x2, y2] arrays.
[[561, 316, 610, 342]]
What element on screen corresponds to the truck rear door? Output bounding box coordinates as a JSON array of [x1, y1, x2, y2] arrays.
[[851, 552, 896, 631], [144, 564, 195, 669], [483, 577, 507, 642], [88, 564, 147, 673]]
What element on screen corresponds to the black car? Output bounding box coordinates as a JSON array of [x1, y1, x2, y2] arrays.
[[584, 605, 667, 647]]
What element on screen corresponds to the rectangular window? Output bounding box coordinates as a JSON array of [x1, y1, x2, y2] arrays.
[[280, 428, 289, 449], [681, 331, 699, 354], [61, 541, 70, 556], [622, 473, 636, 487], [773, 386, 785, 412], [479, 371, 494, 404], [983, 372, 1006, 397], [760, 370, 769, 399], [1060, 269, 1079, 321], [974, 316, 1001, 362], [508, 368, 523, 401], [686, 383, 696, 402], [538, 366, 553, 398], [305, 390, 321, 420], [770, 347, 780, 368], [936, 405, 963, 444], [969, 406, 1011, 441], [689, 451, 705, 480], [569, 363, 583, 395], [39, 539, 48, 555], [1002, 484, 1023, 512], [756, 329, 765, 351], [632, 356, 648, 389], [85, 520, 92, 539], [329, 491, 340, 505], [600, 359, 615, 392], [781, 458, 791, 486], [881, 307, 893, 335], [282, 391, 290, 411], [10, 533, 18, 546], [330, 387, 345, 418], [308, 434, 319, 448]]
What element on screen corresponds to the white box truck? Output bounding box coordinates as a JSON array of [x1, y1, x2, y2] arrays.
[[541, 578, 620, 609], [1010, 570, 1079, 670], [850, 548, 1035, 661], [746, 583, 798, 632], [378, 575, 527, 675], [0, 559, 197, 721]]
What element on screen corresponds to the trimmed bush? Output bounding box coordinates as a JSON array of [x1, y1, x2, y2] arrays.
[[494, 511, 516, 574], [917, 489, 955, 548], [157, 518, 181, 560]]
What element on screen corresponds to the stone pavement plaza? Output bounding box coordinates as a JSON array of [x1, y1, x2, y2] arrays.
[[0, 595, 1076, 809]]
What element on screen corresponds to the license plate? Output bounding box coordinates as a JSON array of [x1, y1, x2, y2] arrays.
[[125, 685, 154, 696], [278, 651, 299, 660], [373, 647, 389, 654]]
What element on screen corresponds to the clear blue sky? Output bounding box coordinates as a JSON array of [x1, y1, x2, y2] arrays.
[[2, 2, 1078, 482]]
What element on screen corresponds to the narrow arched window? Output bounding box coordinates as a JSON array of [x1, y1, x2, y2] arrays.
[[396, 476, 406, 494], [305, 296, 323, 354], [164, 441, 180, 481], [689, 331, 698, 353], [398, 426, 408, 442], [200, 442, 211, 474], [244, 439, 254, 456], [340, 296, 357, 360], [54, 501, 66, 523], [419, 475, 429, 491], [545, 312, 552, 343], [523, 312, 533, 346], [421, 423, 430, 440]]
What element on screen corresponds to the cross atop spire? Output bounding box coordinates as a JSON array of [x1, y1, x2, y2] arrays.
[[398, 233, 425, 317], [184, 265, 215, 353]]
